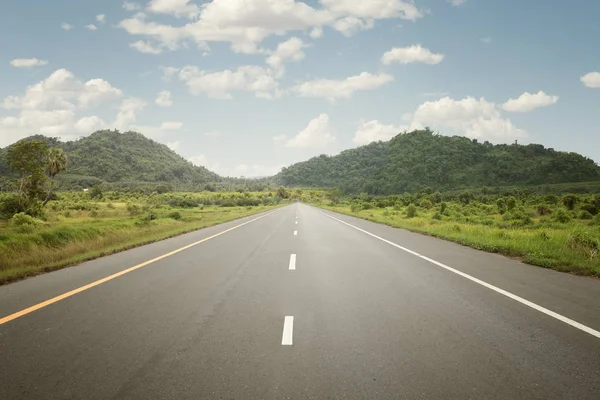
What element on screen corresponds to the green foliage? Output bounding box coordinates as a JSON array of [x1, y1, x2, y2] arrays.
[[406, 204, 417, 218], [566, 229, 598, 259], [506, 196, 517, 210], [6, 139, 49, 213], [90, 184, 103, 199], [276, 130, 600, 194], [440, 202, 448, 214], [10, 212, 44, 233], [536, 204, 553, 216], [562, 194, 578, 210], [578, 210, 593, 220], [167, 211, 182, 220], [554, 209, 572, 223]]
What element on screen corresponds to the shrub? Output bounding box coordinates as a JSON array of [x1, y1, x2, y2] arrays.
[[89, 210, 99, 218], [432, 212, 442, 220], [126, 202, 140, 216], [554, 209, 571, 223], [562, 194, 578, 210], [0, 195, 21, 219], [578, 211, 593, 220], [406, 204, 417, 218], [440, 202, 448, 214], [580, 203, 598, 216], [107, 203, 115, 209], [420, 199, 433, 209], [167, 211, 182, 220], [536, 204, 553, 216], [507, 196, 517, 211], [11, 212, 43, 233]]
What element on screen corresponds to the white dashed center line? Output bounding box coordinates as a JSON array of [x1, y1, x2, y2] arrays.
[[289, 254, 296, 270], [294, 230, 298, 236], [282, 316, 294, 345]]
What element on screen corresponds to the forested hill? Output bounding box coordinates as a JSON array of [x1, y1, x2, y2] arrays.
[[0, 130, 221, 189], [276, 129, 600, 194]]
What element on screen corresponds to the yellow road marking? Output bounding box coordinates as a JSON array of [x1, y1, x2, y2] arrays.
[[0, 209, 280, 326]]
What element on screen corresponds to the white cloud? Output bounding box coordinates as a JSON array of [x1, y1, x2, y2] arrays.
[[118, 0, 425, 55], [114, 97, 147, 129], [75, 116, 106, 134], [291, 72, 393, 101], [581, 72, 600, 88], [160, 66, 180, 81], [310, 26, 323, 38], [204, 130, 221, 137], [480, 37, 492, 44], [130, 40, 164, 54], [123, 1, 141, 11], [332, 16, 374, 36], [321, 0, 423, 21], [178, 65, 281, 99], [275, 113, 335, 148], [447, 0, 467, 6], [155, 90, 173, 107], [147, 0, 200, 19], [86, 24, 98, 31], [160, 121, 183, 130], [353, 120, 406, 145], [61, 23, 73, 31], [381, 45, 444, 65], [0, 69, 125, 146], [408, 96, 526, 142], [10, 58, 49, 68], [96, 14, 106, 23], [501, 91, 559, 112], [1, 69, 122, 111], [189, 154, 209, 167], [422, 91, 450, 97], [266, 37, 307, 72], [167, 141, 180, 151]]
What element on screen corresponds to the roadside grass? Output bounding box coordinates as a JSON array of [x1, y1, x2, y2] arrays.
[[312, 202, 600, 277], [0, 194, 286, 284]]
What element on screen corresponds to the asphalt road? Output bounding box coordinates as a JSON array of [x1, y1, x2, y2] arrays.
[[1, 203, 600, 399]]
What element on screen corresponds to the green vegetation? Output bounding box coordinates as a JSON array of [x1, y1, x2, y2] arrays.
[[306, 188, 600, 276], [0, 190, 288, 284], [277, 129, 600, 194], [0, 131, 224, 192]]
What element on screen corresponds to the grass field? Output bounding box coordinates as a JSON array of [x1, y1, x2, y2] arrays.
[[0, 190, 288, 284], [309, 191, 600, 277]]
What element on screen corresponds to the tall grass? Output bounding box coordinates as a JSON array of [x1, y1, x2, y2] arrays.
[[0, 191, 288, 284], [313, 201, 600, 277]]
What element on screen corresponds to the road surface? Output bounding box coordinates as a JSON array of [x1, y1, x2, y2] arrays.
[[1, 203, 599, 399]]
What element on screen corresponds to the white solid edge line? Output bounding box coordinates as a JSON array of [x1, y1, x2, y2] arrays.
[[289, 254, 297, 270], [316, 209, 600, 340], [282, 316, 294, 345], [294, 230, 298, 236]]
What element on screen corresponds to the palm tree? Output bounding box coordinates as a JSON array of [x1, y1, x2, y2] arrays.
[[43, 148, 68, 205]]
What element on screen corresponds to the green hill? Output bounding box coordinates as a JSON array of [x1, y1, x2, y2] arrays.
[[0, 130, 221, 190], [276, 129, 600, 194]]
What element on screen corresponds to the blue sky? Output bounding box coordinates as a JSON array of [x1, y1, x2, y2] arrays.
[[1, 0, 599, 177]]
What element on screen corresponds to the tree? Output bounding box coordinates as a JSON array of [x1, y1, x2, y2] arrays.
[[43, 148, 68, 205], [6, 140, 49, 212]]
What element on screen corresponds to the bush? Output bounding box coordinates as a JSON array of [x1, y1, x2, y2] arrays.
[[126, 202, 140, 216], [554, 209, 572, 223], [536, 204, 553, 216], [420, 199, 433, 209], [0, 195, 21, 219], [90, 185, 103, 200], [507, 196, 517, 211], [89, 209, 99, 218], [440, 202, 448, 214], [432, 212, 442, 220], [167, 211, 182, 220], [562, 194, 578, 210], [11, 212, 43, 233], [578, 211, 594, 220], [107, 203, 115, 209], [406, 204, 417, 218]]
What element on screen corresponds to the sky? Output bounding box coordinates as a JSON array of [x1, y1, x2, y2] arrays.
[[1, 0, 599, 177]]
